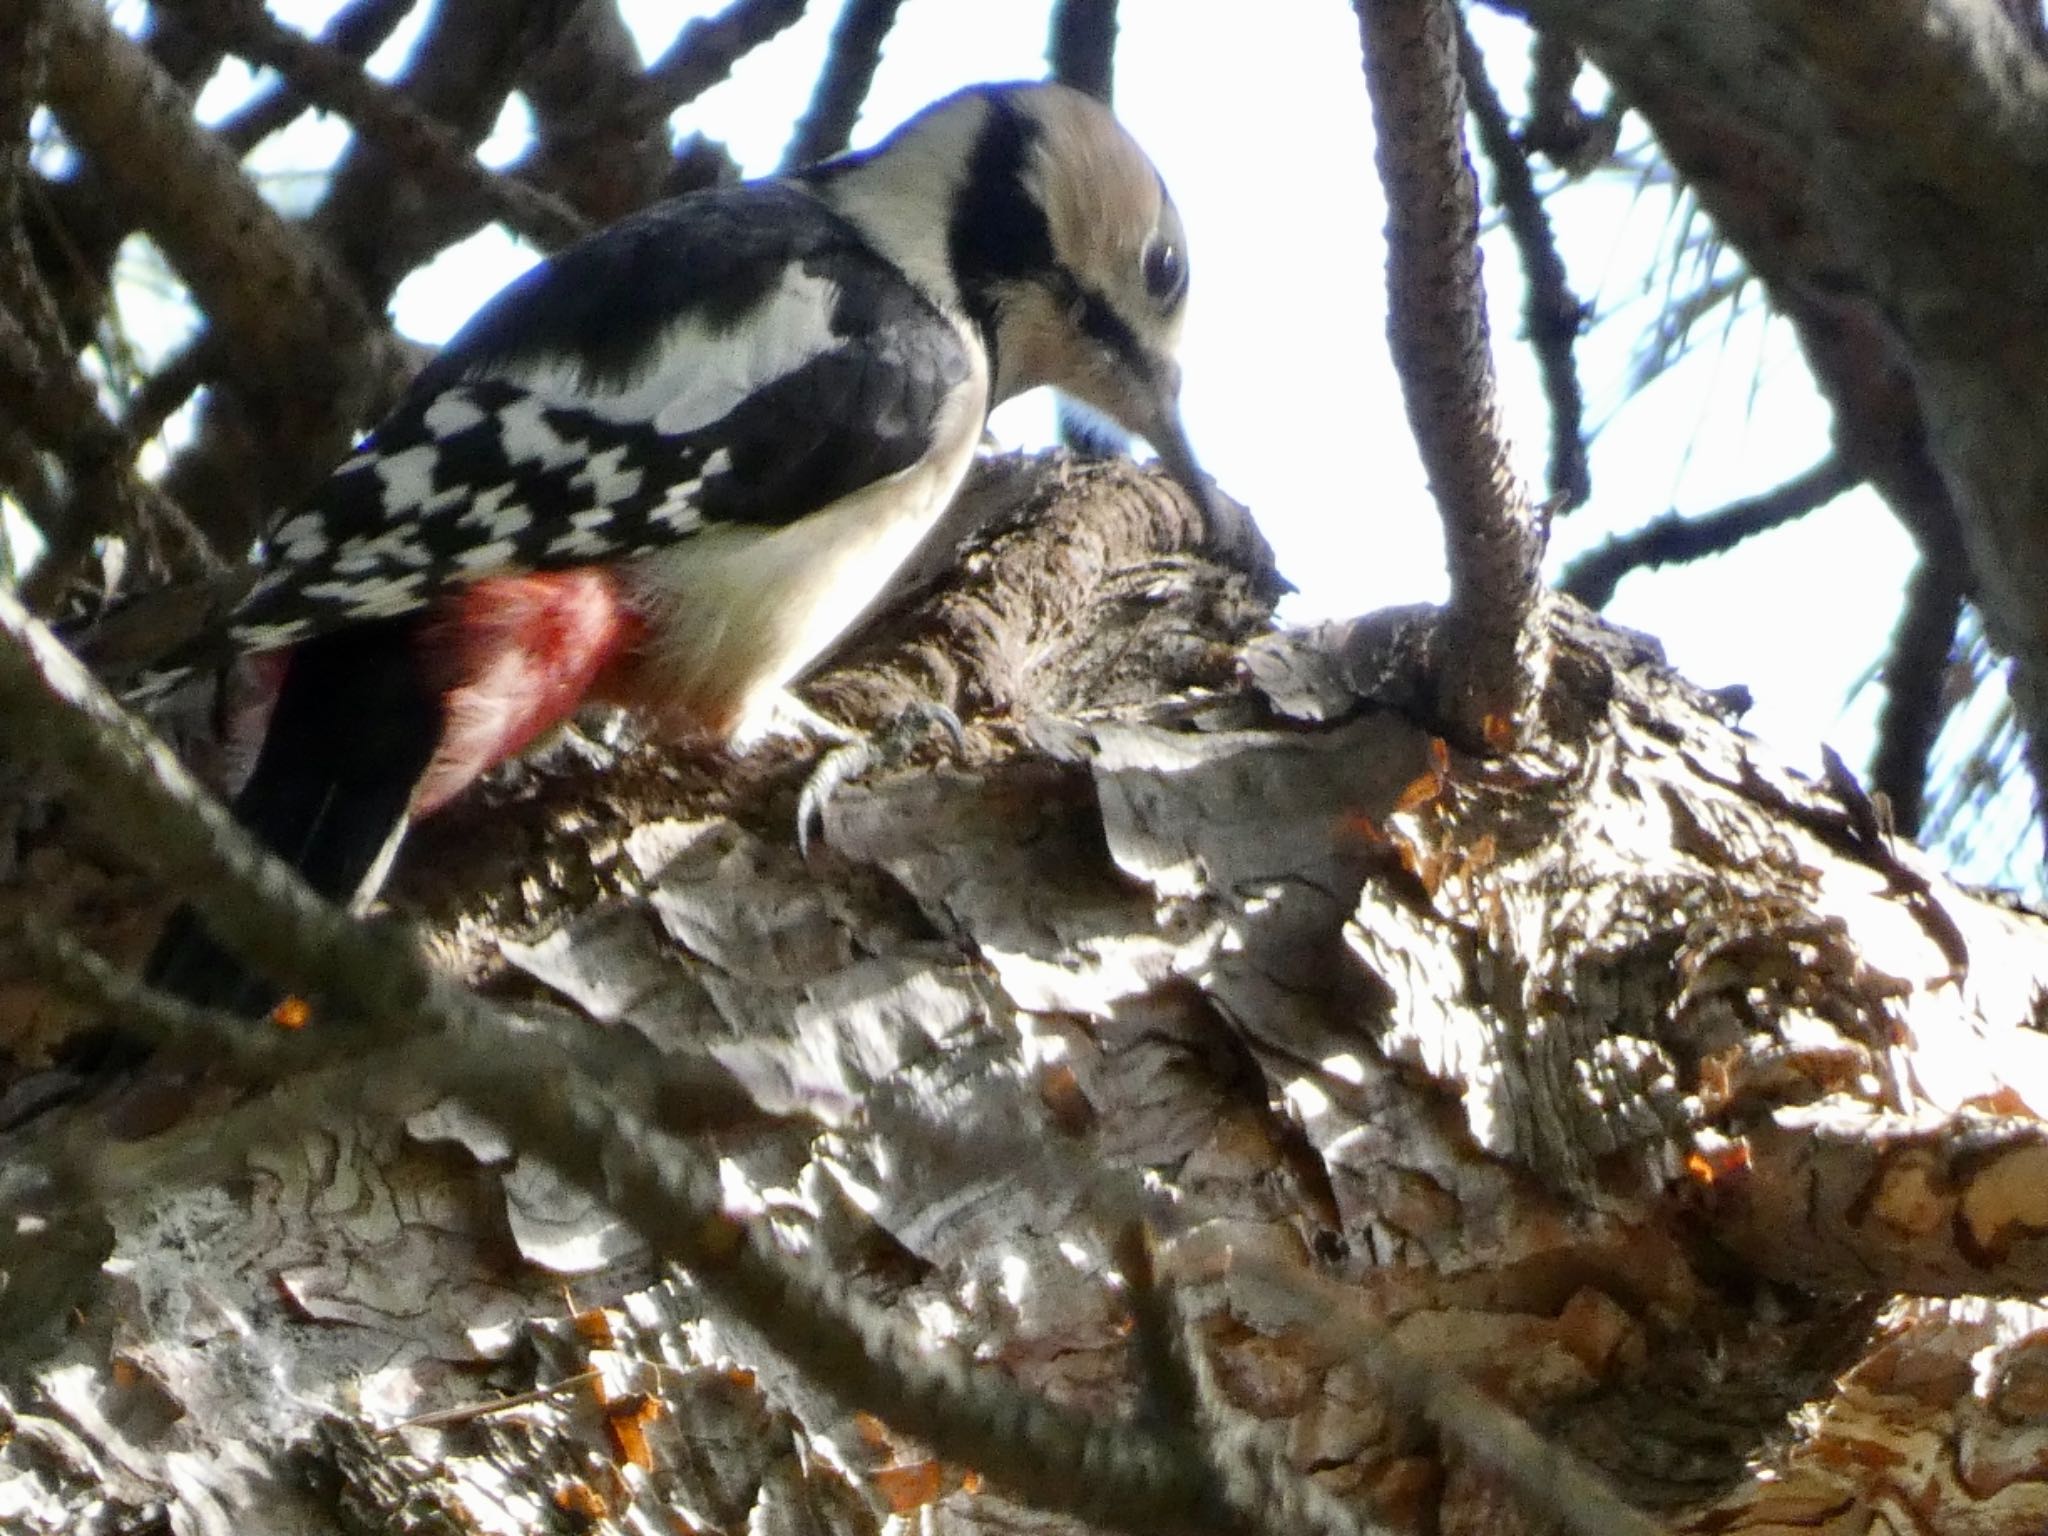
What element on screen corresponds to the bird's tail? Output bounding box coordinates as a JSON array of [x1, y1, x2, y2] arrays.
[[3, 622, 441, 1131], [142, 617, 443, 1016]]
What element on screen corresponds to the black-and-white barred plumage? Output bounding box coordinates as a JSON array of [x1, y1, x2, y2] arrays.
[[232, 185, 973, 652]]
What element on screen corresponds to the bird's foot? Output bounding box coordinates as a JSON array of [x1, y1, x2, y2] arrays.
[[795, 700, 966, 858]]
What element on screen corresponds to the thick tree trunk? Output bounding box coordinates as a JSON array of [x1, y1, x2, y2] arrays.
[[7, 455, 2048, 1534]]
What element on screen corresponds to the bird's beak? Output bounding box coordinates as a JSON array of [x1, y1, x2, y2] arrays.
[[1121, 363, 1284, 595], [1128, 364, 1216, 519]]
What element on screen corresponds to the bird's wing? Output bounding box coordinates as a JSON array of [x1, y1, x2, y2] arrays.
[[228, 184, 976, 653]]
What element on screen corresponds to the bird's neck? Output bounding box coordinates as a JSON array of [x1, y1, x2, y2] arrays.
[[803, 95, 1060, 406], [802, 110, 984, 326]]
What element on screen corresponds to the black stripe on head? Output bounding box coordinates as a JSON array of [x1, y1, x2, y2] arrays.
[[1074, 285, 1143, 374], [947, 94, 1055, 364]]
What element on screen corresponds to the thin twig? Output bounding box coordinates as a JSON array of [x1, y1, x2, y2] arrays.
[[1048, 0, 1118, 102], [38, 0, 386, 533], [0, 587, 438, 1014], [1872, 553, 1968, 837], [212, 0, 418, 157], [8, 915, 313, 1080], [215, 0, 590, 252], [0, 0, 219, 593], [1558, 454, 1858, 609], [1355, 0, 1549, 746], [780, 0, 902, 169], [0, 303, 226, 606], [631, 0, 811, 122], [119, 332, 219, 447], [1456, 13, 1589, 510], [376, 1371, 604, 1435]]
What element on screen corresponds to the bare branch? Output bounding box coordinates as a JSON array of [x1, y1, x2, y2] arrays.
[[781, 0, 903, 169], [0, 587, 434, 1017], [0, 22, 223, 596], [631, 0, 811, 121], [1871, 554, 1968, 838], [208, 0, 589, 252], [118, 332, 217, 447], [6, 914, 308, 1085], [1048, 0, 1119, 102], [517, 0, 673, 223], [39, 0, 380, 405], [210, 0, 419, 157], [0, 290, 226, 605], [305, 0, 572, 306], [1557, 454, 1858, 610], [1457, 13, 1589, 510], [1354, 0, 1549, 745], [1516, 0, 2048, 858]]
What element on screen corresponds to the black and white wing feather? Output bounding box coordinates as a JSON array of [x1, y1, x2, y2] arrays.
[[229, 183, 975, 652]]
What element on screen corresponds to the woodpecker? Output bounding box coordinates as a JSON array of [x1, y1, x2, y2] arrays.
[[143, 81, 1211, 1013]]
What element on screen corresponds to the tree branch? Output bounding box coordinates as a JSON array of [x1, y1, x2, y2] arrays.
[[516, 0, 674, 223], [780, 0, 903, 169], [1523, 32, 1582, 162], [629, 0, 811, 122], [0, 320, 225, 606], [0, 0, 47, 239], [118, 332, 218, 448], [39, 0, 380, 407], [1871, 553, 1967, 838], [0, 588, 437, 1018], [1355, 0, 1549, 746], [1557, 454, 1858, 610], [305, 0, 569, 306], [1048, 0, 1119, 102], [1456, 13, 1589, 511], [782, 0, 902, 170], [1714, 1102, 2048, 1297], [209, 0, 590, 252], [210, 0, 421, 158], [0, 247, 225, 602]]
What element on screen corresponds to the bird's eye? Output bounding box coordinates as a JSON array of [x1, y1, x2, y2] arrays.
[[1142, 236, 1184, 305]]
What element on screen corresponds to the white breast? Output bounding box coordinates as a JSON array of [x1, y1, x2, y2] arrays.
[[614, 338, 989, 740]]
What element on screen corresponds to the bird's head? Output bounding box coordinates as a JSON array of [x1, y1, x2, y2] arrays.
[[961, 83, 1204, 507], [824, 82, 1209, 510]]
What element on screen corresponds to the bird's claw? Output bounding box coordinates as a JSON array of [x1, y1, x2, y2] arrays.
[[796, 700, 966, 858]]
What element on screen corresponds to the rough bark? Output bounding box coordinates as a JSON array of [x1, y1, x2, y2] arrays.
[[7, 457, 2048, 1535]]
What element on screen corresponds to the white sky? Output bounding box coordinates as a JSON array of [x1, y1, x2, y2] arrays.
[[90, 0, 2031, 885]]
